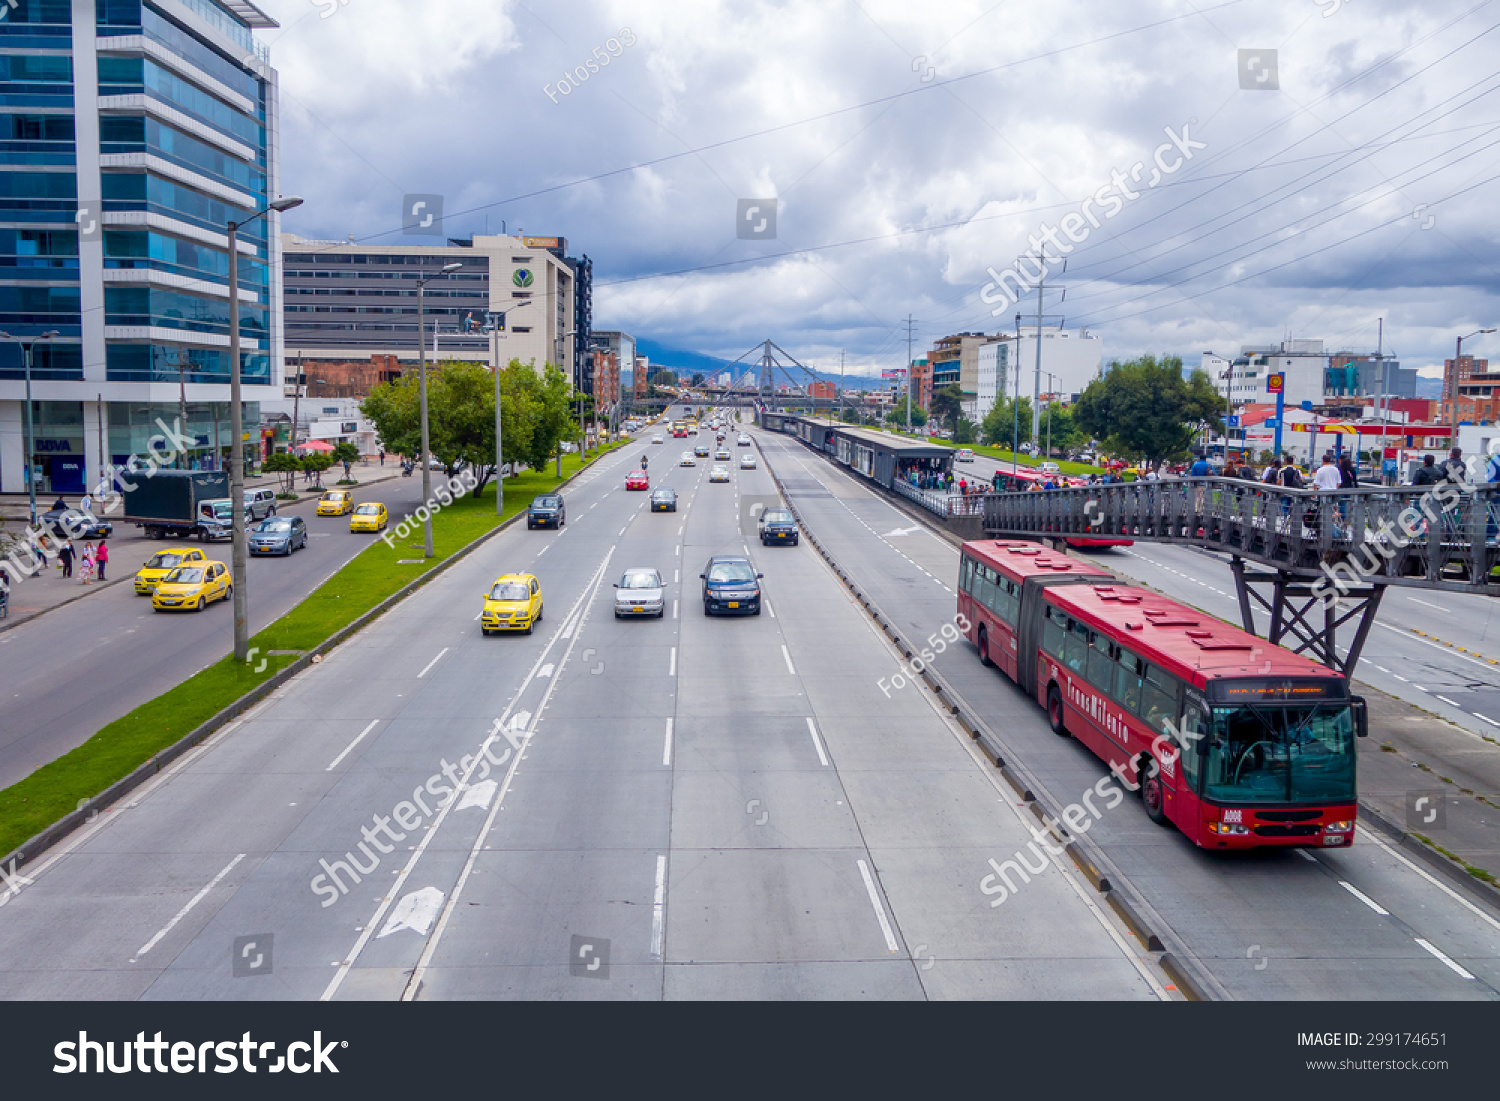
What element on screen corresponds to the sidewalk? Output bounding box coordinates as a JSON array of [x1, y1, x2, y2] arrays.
[[0, 462, 403, 631]]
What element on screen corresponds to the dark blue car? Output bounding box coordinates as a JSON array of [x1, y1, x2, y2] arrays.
[[527, 494, 565, 530], [700, 555, 763, 616]]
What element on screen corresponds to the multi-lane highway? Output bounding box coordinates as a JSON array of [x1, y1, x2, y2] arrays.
[[0, 411, 1166, 1000], [754, 428, 1500, 999], [0, 475, 423, 790]]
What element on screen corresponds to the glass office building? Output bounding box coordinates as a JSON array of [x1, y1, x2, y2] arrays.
[[0, 0, 283, 495]]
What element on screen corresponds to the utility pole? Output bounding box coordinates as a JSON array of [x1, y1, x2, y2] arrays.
[[1032, 263, 1045, 448], [905, 315, 915, 434], [290, 350, 302, 456], [1374, 317, 1385, 483], [839, 350, 845, 422], [177, 358, 190, 469], [1012, 312, 1022, 477]]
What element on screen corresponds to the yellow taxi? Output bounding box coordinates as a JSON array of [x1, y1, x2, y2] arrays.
[[317, 490, 354, 516], [151, 561, 231, 613], [481, 573, 543, 636], [350, 502, 388, 533], [135, 546, 207, 595]]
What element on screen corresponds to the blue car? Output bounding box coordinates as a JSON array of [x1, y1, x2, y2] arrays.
[[700, 554, 763, 616], [527, 494, 565, 530]]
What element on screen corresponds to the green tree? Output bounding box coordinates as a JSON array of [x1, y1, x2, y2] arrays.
[[952, 417, 977, 445], [1039, 404, 1084, 456], [981, 396, 1034, 450], [299, 451, 333, 489], [929, 383, 965, 429], [330, 439, 361, 480], [1072, 355, 1223, 466], [262, 451, 299, 494], [840, 407, 861, 424], [886, 405, 927, 429], [654, 369, 677, 386]]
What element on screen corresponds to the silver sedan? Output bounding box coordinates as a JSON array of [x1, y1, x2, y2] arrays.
[[613, 568, 666, 618]]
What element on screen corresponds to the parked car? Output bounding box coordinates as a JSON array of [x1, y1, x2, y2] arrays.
[[41, 507, 113, 542]]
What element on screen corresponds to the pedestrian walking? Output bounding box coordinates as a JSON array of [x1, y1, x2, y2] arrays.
[[80, 492, 94, 515], [58, 540, 74, 578], [79, 543, 96, 585], [1338, 455, 1358, 489], [1411, 454, 1443, 487], [1313, 453, 1341, 491], [379, 450, 386, 466], [1444, 447, 1466, 483], [95, 538, 109, 581]]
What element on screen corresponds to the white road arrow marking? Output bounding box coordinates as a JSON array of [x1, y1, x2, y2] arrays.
[[537, 664, 555, 679], [882, 525, 923, 538], [378, 886, 445, 939], [457, 779, 498, 811]]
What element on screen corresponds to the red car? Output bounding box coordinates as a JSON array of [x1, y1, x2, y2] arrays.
[[626, 470, 650, 491]]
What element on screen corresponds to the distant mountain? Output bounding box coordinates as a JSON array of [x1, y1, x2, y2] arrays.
[[1415, 375, 1444, 399]]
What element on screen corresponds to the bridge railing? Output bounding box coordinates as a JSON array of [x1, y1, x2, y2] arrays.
[[891, 479, 952, 517], [983, 476, 1500, 590]]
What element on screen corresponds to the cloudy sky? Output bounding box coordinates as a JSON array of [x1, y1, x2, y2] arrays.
[[254, 0, 1500, 381]]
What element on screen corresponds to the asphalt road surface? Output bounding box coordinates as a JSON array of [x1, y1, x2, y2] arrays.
[[0, 411, 1166, 1000], [0, 475, 434, 790]]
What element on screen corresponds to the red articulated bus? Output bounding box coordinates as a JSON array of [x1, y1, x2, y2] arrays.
[[989, 466, 1133, 549], [958, 540, 1366, 850]]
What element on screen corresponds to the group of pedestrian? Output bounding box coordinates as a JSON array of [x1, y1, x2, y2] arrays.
[[42, 495, 108, 584]]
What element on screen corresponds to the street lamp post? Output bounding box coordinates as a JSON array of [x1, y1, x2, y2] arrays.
[[417, 263, 464, 558], [490, 300, 532, 515], [1, 329, 59, 526], [1450, 327, 1497, 446], [228, 195, 303, 662]]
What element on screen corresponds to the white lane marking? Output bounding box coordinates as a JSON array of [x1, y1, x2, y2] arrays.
[[669, 647, 677, 677], [781, 644, 796, 675], [1377, 622, 1500, 672], [537, 663, 555, 679], [1413, 685, 1430, 693], [1392, 675, 1410, 683], [663, 718, 674, 767], [1408, 597, 1445, 610], [675, 545, 680, 556], [650, 854, 667, 959], [456, 779, 498, 811], [536, 545, 549, 556], [329, 552, 615, 1002], [134, 854, 245, 959], [672, 599, 679, 619], [417, 648, 449, 679], [1415, 937, 1475, 980], [397, 551, 617, 1001], [856, 859, 900, 953], [806, 716, 829, 767], [326, 719, 380, 771], [619, 526, 628, 537], [1354, 826, 1500, 934], [1339, 881, 1390, 916], [378, 885, 445, 939], [1295, 849, 1319, 863], [1476, 713, 1500, 727], [1435, 695, 1461, 707], [765, 599, 775, 618], [674, 569, 680, 583], [562, 614, 579, 639], [678, 526, 683, 536]]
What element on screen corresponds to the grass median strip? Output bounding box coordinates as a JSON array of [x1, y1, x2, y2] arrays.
[[0, 445, 622, 860]]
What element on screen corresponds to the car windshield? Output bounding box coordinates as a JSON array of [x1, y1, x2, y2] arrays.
[[533, 497, 561, 509], [652, 490, 675, 500], [324, 492, 348, 501], [165, 567, 205, 584], [621, 571, 662, 589], [707, 562, 756, 583], [490, 583, 531, 601], [762, 510, 794, 524], [1202, 705, 1356, 804], [146, 553, 187, 569], [354, 505, 380, 515], [209, 503, 231, 519], [255, 519, 293, 532]]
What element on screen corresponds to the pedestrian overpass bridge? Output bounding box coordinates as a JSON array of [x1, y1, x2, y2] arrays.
[[979, 477, 1500, 675]]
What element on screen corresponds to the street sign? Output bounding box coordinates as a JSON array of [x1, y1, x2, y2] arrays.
[[1267, 374, 1284, 394], [1228, 415, 1241, 428]]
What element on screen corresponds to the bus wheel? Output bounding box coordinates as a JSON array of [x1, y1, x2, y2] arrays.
[[977, 627, 993, 667], [1047, 686, 1068, 737], [1141, 758, 1169, 825]]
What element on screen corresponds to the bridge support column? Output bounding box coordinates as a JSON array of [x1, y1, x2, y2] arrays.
[[1230, 557, 1385, 676]]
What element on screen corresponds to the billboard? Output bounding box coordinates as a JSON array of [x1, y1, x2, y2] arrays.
[[882, 368, 908, 379], [523, 236, 560, 249], [1267, 373, 1285, 394]]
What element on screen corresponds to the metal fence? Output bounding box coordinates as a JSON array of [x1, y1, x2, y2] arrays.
[[891, 479, 952, 516], [983, 476, 1500, 592]]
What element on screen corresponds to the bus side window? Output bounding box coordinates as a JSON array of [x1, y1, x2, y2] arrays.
[[960, 556, 973, 594], [1086, 633, 1113, 691], [999, 579, 1019, 625], [1042, 605, 1065, 657], [1141, 665, 1180, 735], [1061, 618, 1088, 673], [1113, 650, 1142, 714]]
